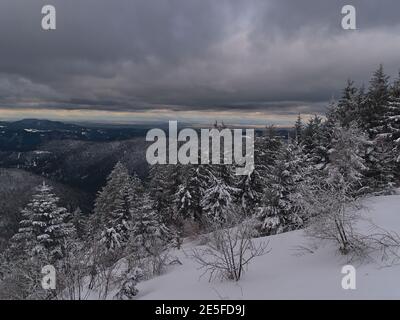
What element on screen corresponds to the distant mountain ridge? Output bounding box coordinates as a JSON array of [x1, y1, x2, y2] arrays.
[[5, 118, 82, 131], [0, 118, 150, 151]]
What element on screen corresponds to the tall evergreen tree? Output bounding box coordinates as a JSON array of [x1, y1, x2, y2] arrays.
[[174, 164, 208, 223], [360, 64, 390, 138], [335, 80, 360, 128], [148, 164, 184, 226], [363, 135, 397, 193], [255, 142, 306, 235], [302, 115, 330, 169], [130, 194, 173, 257], [93, 162, 139, 251], [237, 133, 274, 215], [326, 124, 367, 195], [201, 165, 239, 226], [199, 124, 241, 225], [263, 125, 283, 163], [358, 66, 397, 192], [12, 182, 75, 262], [237, 168, 264, 215], [294, 114, 303, 142], [386, 73, 400, 181], [71, 207, 87, 240], [93, 162, 131, 228]]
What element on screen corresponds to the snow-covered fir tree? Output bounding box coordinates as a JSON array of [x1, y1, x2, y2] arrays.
[[294, 113, 303, 142], [255, 142, 306, 235], [237, 134, 273, 215], [237, 168, 264, 216], [201, 140, 240, 225], [238, 126, 283, 214], [326, 123, 367, 195], [334, 79, 361, 128], [388, 73, 400, 137], [71, 207, 86, 240], [130, 193, 173, 257], [360, 64, 391, 138], [261, 126, 283, 164], [12, 182, 75, 262], [357, 66, 397, 192], [363, 135, 397, 193], [94, 162, 140, 251], [148, 164, 184, 226], [302, 115, 330, 170], [201, 172, 238, 225], [386, 73, 400, 180], [148, 164, 172, 217], [93, 162, 131, 228], [174, 164, 208, 223]]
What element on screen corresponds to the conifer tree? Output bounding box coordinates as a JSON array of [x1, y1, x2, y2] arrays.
[[237, 135, 270, 215], [93, 162, 132, 229], [255, 142, 306, 235], [326, 124, 367, 195], [335, 80, 360, 128], [200, 123, 241, 225], [359, 66, 397, 192], [386, 73, 400, 181], [360, 64, 390, 138], [12, 182, 75, 262], [71, 207, 87, 240], [148, 164, 184, 226], [302, 115, 330, 169], [130, 194, 173, 257], [201, 165, 239, 225], [94, 162, 139, 251], [294, 113, 303, 142], [174, 164, 208, 222]]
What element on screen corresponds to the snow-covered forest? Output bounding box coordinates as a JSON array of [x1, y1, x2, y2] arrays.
[[0, 65, 399, 300]]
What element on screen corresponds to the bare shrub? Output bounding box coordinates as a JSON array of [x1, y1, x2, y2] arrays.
[[56, 241, 93, 300], [355, 224, 400, 265], [296, 175, 400, 262], [295, 169, 367, 256], [192, 211, 269, 282]]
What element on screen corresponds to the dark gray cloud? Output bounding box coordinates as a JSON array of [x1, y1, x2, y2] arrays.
[[1, 0, 400, 117]]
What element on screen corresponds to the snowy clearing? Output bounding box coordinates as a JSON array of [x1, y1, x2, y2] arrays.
[[136, 193, 400, 300]]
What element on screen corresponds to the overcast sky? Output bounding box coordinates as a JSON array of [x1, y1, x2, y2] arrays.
[[1, 0, 400, 125]]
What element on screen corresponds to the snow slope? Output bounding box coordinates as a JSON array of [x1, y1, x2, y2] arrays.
[[137, 193, 400, 300]]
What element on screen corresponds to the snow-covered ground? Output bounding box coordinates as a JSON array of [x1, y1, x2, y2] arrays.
[[137, 192, 400, 300]]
